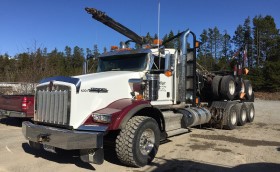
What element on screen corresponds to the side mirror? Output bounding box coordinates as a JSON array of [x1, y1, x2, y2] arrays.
[[164, 53, 173, 77], [164, 53, 171, 71], [84, 54, 98, 74]]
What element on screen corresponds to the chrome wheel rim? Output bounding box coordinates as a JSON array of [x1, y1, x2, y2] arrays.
[[250, 109, 254, 119], [241, 109, 247, 122], [231, 111, 237, 125], [248, 85, 253, 96], [139, 129, 155, 155], [229, 80, 235, 95]]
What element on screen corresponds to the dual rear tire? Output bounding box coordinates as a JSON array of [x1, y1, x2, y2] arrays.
[[224, 102, 255, 130], [244, 80, 254, 101], [211, 76, 254, 101], [212, 75, 236, 100]]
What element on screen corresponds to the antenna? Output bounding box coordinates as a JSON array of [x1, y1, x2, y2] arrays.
[[157, 0, 160, 49]]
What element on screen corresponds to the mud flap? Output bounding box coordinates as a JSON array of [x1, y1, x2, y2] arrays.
[[210, 101, 238, 127], [80, 148, 104, 164]]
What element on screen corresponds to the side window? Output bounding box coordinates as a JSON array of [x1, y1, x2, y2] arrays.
[[170, 54, 175, 70], [151, 56, 165, 70]]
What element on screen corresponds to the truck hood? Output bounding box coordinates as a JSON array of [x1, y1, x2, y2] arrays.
[[70, 71, 143, 128], [74, 71, 143, 92], [74, 71, 141, 84]]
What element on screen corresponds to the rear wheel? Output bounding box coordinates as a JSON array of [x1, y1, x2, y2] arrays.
[[116, 116, 160, 167], [212, 76, 222, 100], [220, 75, 236, 100], [244, 80, 253, 100], [224, 104, 238, 130], [246, 103, 255, 122], [236, 103, 247, 126]]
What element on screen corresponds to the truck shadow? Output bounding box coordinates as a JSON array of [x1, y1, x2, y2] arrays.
[[0, 117, 31, 127], [146, 158, 280, 172], [103, 145, 125, 166], [21, 143, 95, 170]]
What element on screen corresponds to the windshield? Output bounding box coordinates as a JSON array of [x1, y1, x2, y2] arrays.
[[97, 53, 148, 72]]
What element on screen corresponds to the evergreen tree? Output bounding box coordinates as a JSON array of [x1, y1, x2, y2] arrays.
[[72, 46, 84, 75], [253, 15, 279, 65], [103, 47, 107, 53], [154, 33, 158, 39], [198, 29, 209, 68], [93, 44, 100, 57], [64, 46, 72, 75], [221, 30, 232, 59], [144, 32, 153, 44], [232, 24, 244, 53], [213, 27, 222, 59], [163, 31, 175, 48], [243, 17, 253, 68]]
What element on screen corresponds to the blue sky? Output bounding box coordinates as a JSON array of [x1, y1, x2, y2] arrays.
[[0, 0, 279, 56]]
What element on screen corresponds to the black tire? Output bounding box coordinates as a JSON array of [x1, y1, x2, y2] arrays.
[[245, 103, 255, 122], [250, 91, 255, 102], [244, 80, 253, 100], [220, 75, 236, 100], [212, 76, 222, 100], [224, 104, 238, 130], [116, 116, 160, 167], [236, 103, 247, 126]]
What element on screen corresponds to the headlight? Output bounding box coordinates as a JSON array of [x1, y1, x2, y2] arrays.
[[92, 113, 112, 123]]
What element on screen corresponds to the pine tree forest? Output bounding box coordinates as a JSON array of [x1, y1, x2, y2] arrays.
[[1, 15, 280, 92]]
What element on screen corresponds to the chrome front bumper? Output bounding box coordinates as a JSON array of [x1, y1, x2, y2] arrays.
[[22, 121, 104, 150]]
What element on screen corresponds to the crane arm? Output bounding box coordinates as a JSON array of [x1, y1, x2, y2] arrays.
[[85, 7, 144, 45]]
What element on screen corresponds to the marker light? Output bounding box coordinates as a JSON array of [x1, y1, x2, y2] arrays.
[[111, 46, 118, 50], [164, 70, 172, 77], [243, 68, 249, 75], [136, 94, 143, 100], [153, 39, 162, 45], [195, 41, 201, 48]]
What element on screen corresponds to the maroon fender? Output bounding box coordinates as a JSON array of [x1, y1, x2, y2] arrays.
[[82, 99, 151, 129], [105, 98, 152, 130], [82, 98, 165, 131]]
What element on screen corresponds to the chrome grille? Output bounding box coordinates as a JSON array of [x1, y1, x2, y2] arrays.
[[35, 85, 70, 125]]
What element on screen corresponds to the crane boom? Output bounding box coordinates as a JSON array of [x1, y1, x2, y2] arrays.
[[85, 7, 144, 45]]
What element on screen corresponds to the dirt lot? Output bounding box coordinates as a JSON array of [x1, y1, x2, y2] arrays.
[[0, 100, 280, 172], [255, 92, 280, 101]]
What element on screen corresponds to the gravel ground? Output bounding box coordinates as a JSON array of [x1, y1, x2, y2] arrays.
[[0, 100, 279, 172]]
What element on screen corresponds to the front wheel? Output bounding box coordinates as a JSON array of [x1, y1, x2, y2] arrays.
[[116, 116, 160, 167]]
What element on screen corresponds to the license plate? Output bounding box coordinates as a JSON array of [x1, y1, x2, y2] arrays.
[[43, 144, 56, 153]]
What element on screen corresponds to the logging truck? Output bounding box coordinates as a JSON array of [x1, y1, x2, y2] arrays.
[[22, 7, 254, 167]]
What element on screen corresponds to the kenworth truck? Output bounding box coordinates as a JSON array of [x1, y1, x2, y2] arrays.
[[22, 7, 255, 167]]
